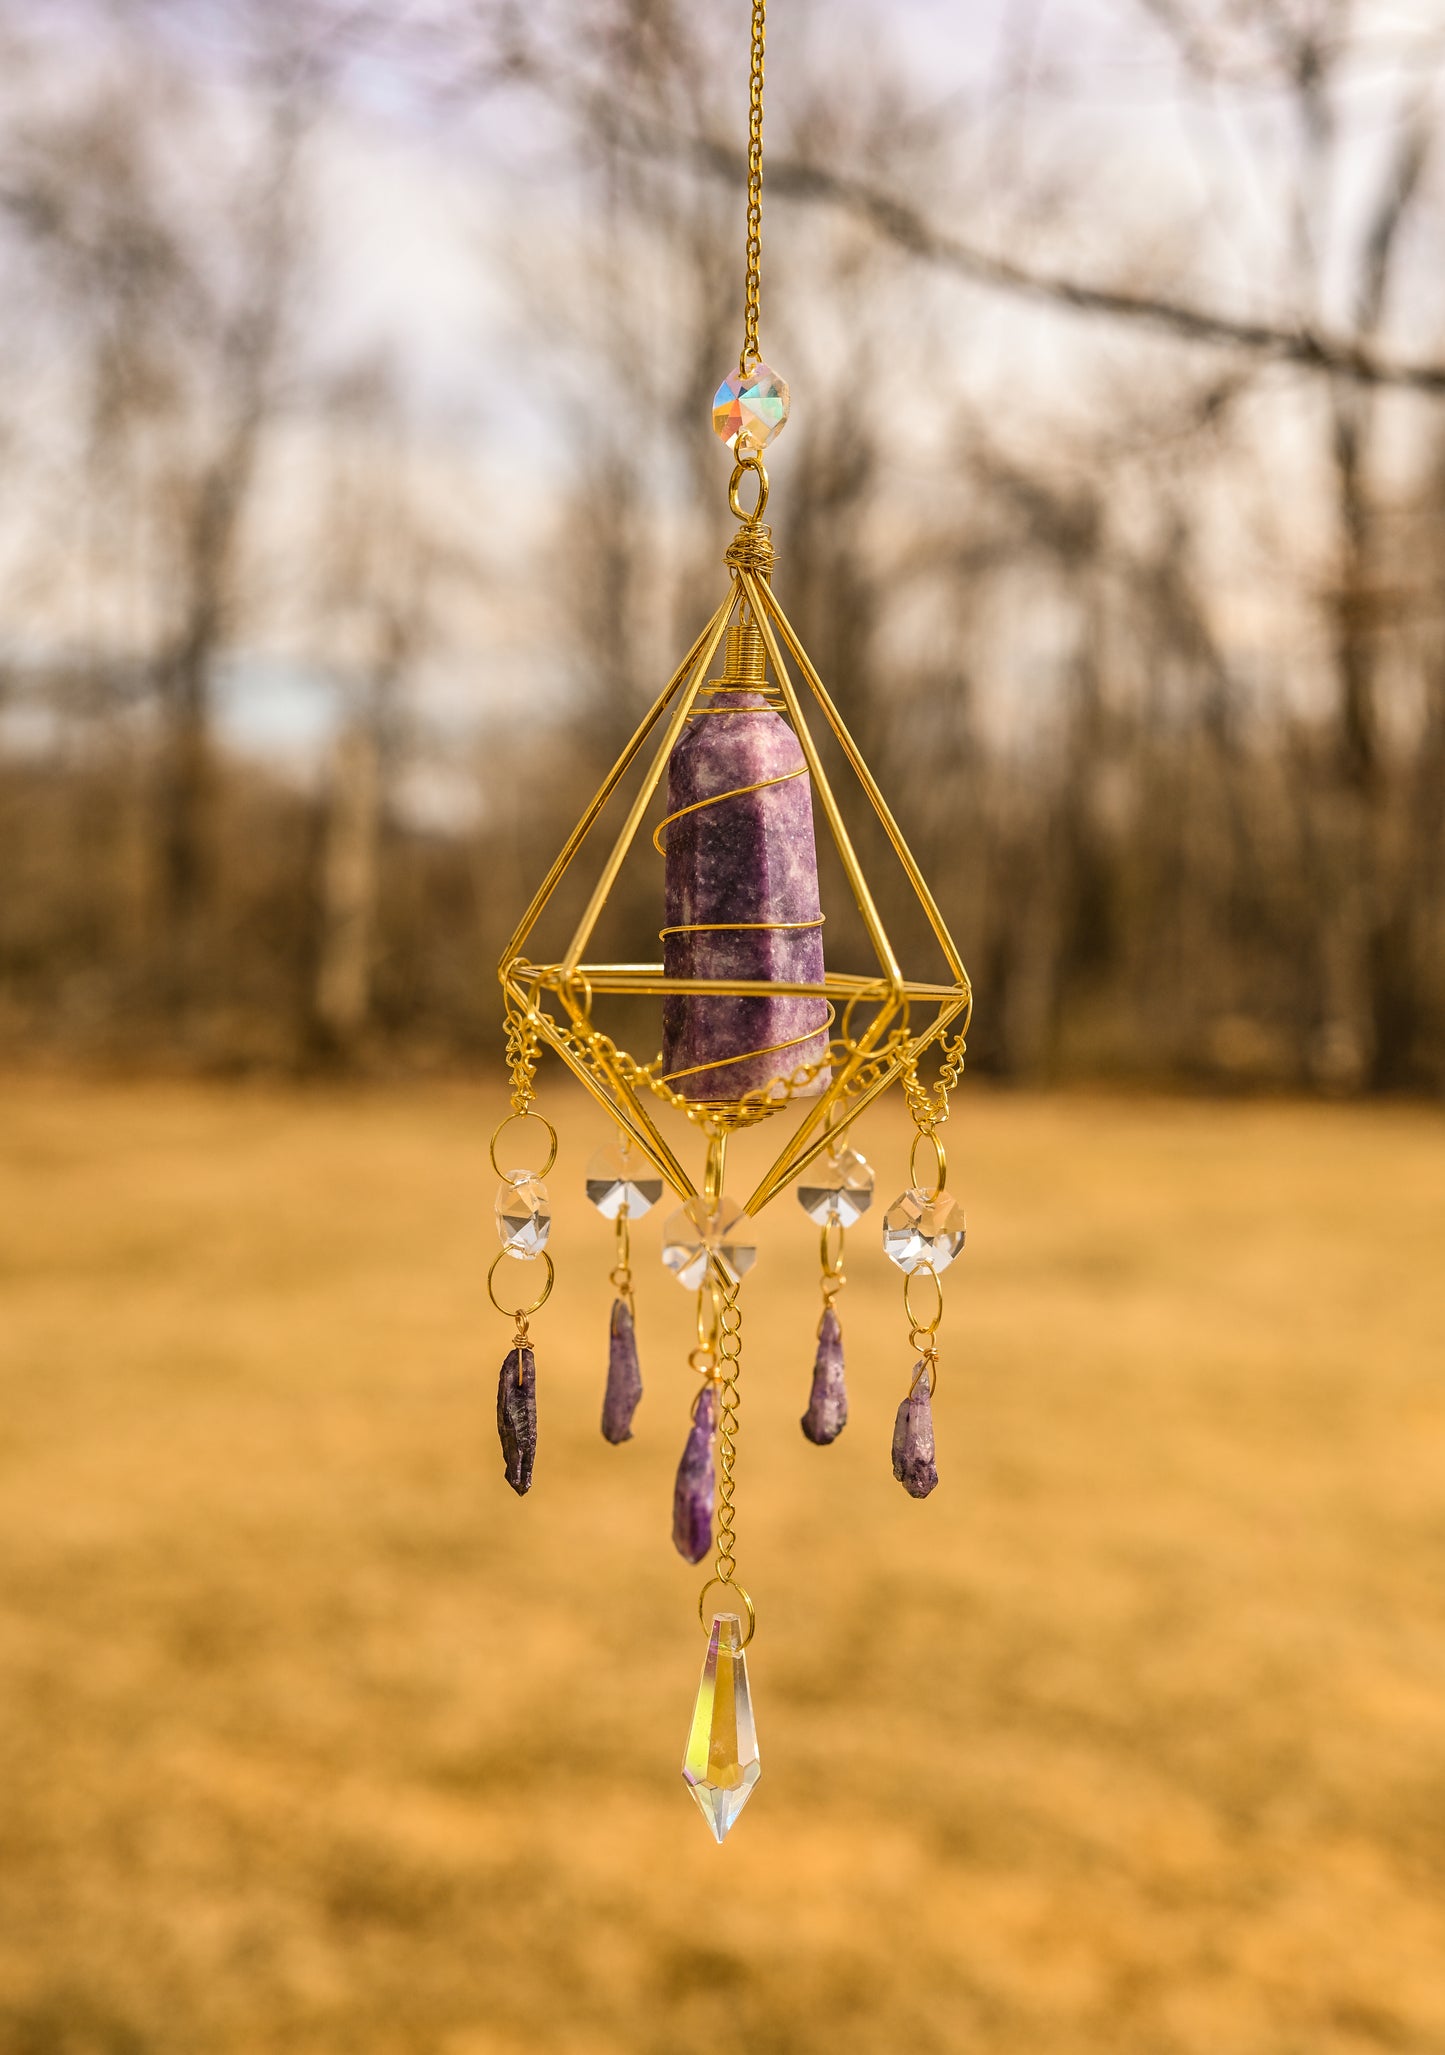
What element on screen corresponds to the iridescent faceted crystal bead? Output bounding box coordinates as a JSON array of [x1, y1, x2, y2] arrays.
[[682, 1611, 761, 1843], [712, 361, 789, 452], [882, 1188, 966, 1274], [495, 1170, 551, 1259], [796, 1142, 875, 1227], [585, 1139, 663, 1221], [660, 1196, 758, 1291]]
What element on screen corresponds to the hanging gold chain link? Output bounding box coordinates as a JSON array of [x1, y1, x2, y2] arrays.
[[902, 1028, 969, 1136], [740, 0, 767, 372], [712, 1271, 745, 1585]]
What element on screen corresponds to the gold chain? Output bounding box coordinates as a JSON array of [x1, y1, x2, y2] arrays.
[[902, 1028, 969, 1136], [503, 1000, 540, 1114], [740, 0, 767, 372], [712, 1271, 745, 1584]]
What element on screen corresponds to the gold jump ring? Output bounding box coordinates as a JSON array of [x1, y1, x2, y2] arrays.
[[909, 1129, 947, 1196], [697, 1576, 756, 1646], [902, 1261, 943, 1337], [489, 1108, 558, 1179], [487, 1247, 555, 1319], [728, 453, 770, 524]]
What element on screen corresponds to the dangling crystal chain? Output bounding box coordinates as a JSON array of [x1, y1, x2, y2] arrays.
[[712, 1267, 745, 1586], [740, 0, 767, 373]]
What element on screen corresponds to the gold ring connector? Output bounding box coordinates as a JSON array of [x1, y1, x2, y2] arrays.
[[697, 1575, 756, 1646], [487, 1247, 555, 1320], [489, 1108, 558, 1179], [909, 1129, 947, 1197]]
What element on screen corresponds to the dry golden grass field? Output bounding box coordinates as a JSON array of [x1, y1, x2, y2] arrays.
[[1, 1076, 1443, 2055]]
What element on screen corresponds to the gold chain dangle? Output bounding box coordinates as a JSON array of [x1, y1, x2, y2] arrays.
[[489, 996, 557, 1497], [881, 1049, 968, 1500], [741, 0, 766, 374], [588, 1126, 659, 1446]]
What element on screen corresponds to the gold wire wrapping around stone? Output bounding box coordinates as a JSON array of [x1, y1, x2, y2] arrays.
[[658, 1005, 837, 1088], [651, 767, 806, 855]]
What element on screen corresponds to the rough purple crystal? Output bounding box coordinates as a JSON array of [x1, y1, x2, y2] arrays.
[[661, 683, 829, 1100], [497, 1344, 537, 1496], [800, 1305, 848, 1445], [601, 1297, 643, 1444], [891, 1366, 938, 1499], [672, 1384, 717, 1564]]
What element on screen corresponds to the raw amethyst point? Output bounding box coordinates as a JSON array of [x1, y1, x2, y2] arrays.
[[891, 1367, 938, 1500], [601, 1297, 644, 1444], [672, 1384, 717, 1564], [497, 1345, 537, 1496], [800, 1305, 848, 1445]]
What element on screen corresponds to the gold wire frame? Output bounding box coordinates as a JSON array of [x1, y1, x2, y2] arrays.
[[499, 559, 973, 1220]]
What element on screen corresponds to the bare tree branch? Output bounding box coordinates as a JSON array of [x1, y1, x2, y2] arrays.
[[655, 129, 1445, 398]]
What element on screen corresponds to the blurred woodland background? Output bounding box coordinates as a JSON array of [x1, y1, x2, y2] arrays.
[[3, 0, 1445, 1091], [5, 11, 1445, 2055]]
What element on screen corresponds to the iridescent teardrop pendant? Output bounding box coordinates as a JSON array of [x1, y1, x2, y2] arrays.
[[682, 1611, 760, 1843]]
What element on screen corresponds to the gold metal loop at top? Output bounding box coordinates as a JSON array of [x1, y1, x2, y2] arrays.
[[489, 1107, 558, 1179], [909, 1128, 947, 1197], [698, 1575, 756, 1646], [903, 1261, 943, 1339], [728, 452, 770, 524], [820, 1217, 845, 1281], [487, 1247, 555, 1320]]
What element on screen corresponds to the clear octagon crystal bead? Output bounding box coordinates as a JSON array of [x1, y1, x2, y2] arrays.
[[796, 1142, 875, 1227], [495, 1170, 551, 1259], [661, 1195, 758, 1291], [712, 360, 789, 452], [585, 1138, 664, 1220], [882, 1187, 966, 1274]]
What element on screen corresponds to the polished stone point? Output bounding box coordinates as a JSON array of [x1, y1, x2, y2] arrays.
[[672, 1383, 718, 1564], [662, 692, 829, 1101], [601, 1297, 643, 1444], [800, 1305, 848, 1445], [891, 1366, 938, 1499], [497, 1344, 537, 1496]]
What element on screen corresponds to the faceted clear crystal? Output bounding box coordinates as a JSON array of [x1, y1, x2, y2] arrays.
[[660, 1196, 758, 1291], [495, 1170, 552, 1259], [796, 1142, 875, 1227], [585, 1138, 664, 1220], [882, 1187, 966, 1274], [682, 1612, 761, 1843], [712, 361, 790, 452]]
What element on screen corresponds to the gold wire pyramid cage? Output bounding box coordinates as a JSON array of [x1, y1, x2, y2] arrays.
[[487, 0, 973, 1845], [498, 483, 972, 1208]]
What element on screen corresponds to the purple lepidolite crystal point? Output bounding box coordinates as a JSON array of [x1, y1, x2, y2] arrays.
[[497, 1344, 537, 1496], [672, 1384, 717, 1564], [891, 1364, 939, 1499], [800, 1305, 848, 1445], [661, 633, 829, 1101], [601, 1297, 643, 1444]]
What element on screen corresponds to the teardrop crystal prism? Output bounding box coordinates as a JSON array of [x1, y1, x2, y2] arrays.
[[682, 1611, 761, 1843]]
